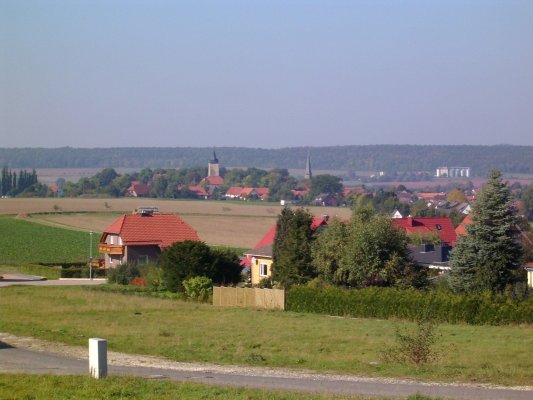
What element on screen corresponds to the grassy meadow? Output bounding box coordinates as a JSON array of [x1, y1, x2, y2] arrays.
[[0, 216, 99, 265], [0, 375, 439, 400], [1, 286, 532, 386]]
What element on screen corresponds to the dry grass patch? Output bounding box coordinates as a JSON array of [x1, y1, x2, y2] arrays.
[[4, 199, 351, 247]]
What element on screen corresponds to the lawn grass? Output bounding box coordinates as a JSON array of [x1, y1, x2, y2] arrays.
[[1, 286, 532, 386], [0, 375, 437, 400], [0, 216, 99, 264]]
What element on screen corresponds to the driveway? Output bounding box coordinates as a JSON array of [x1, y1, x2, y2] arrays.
[[1, 333, 532, 399]]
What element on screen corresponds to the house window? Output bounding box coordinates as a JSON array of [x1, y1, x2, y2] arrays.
[[259, 263, 268, 277], [138, 255, 149, 265]]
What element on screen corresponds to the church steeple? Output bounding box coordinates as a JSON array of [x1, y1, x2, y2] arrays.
[[305, 149, 312, 180], [208, 149, 220, 177]]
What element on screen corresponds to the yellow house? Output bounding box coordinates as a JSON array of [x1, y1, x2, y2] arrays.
[[526, 263, 533, 288], [247, 245, 274, 285], [243, 216, 329, 286], [244, 225, 276, 286]]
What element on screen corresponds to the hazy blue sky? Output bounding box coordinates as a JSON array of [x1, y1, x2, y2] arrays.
[[1, 0, 532, 148]]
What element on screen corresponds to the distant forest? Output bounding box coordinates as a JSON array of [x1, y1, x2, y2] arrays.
[[0, 145, 532, 176]]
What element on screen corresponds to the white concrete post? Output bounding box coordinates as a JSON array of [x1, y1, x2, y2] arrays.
[[89, 338, 107, 379]]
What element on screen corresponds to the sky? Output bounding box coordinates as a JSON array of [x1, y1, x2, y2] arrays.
[[1, 0, 532, 148]]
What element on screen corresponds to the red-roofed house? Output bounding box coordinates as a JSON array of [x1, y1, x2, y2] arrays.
[[255, 188, 269, 200], [243, 216, 329, 285], [455, 213, 473, 237], [98, 210, 200, 268], [225, 186, 244, 199], [127, 181, 150, 197], [391, 217, 457, 247], [225, 187, 269, 201], [202, 175, 224, 186], [187, 185, 209, 199], [391, 217, 457, 269]]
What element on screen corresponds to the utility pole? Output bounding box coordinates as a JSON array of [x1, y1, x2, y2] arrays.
[[89, 231, 93, 280]]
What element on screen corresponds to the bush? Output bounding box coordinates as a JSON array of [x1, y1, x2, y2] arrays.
[[159, 241, 242, 292], [381, 319, 441, 366], [141, 264, 164, 290], [286, 286, 533, 325], [183, 276, 213, 302], [107, 263, 140, 285], [60, 266, 106, 278]]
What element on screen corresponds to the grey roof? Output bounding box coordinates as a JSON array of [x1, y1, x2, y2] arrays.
[[244, 243, 273, 258]]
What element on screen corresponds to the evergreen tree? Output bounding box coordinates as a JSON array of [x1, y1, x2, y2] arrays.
[[271, 207, 315, 288], [449, 170, 523, 293]]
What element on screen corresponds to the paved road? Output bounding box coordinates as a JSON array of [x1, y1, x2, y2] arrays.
[[0, 274, 106, 287], [1, 341, 531, 399]]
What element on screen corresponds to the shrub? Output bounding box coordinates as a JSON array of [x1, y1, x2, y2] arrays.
[[183, 276, 213, 302], [159, 241, 242, 292], [60, 266, 106, 278], [380, 319, 441, 366], [141, 264, 164, 290], [107, 263, 140, 285]]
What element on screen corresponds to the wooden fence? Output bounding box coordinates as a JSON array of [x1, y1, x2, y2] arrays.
[[213, 287, 285, 310]]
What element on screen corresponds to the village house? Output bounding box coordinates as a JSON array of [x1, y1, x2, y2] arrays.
[[225, 186, 269, 201], [98, 207, 199, 268], [242, 216, 329, 285], [127, 181, 150, 197], [392, 217, 457, 270]]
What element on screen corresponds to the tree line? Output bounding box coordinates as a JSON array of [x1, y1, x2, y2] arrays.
[[1, 145, 533, 176], [0, 167, 40, 196]]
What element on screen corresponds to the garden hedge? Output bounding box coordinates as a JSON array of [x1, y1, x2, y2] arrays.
[[286, 286, 533, 325]]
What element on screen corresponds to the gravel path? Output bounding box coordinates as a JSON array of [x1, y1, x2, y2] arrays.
[[1, 332, 533, 399]]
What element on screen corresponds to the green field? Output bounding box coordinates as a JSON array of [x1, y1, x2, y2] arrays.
[[0, 216, 99, 264], [1, 286, 532, 386], [0, 375, 438, 400]]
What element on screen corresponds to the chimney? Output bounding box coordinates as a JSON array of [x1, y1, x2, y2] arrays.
[[407, 217, 413, 227]]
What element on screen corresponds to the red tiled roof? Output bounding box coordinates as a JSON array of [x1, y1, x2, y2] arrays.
[[455, 213, 473, 236], [417, 192, 446, 200], [203, 176, 224, 185], [246, 216, 328, 255], [226, 187, 244, 196], [128, 181, 150, 196], [188, 186, 208, 196], [255, 188, 269, 196], [291, 189, 309, 196], [101, 213, 200, 248], [240, 188, 256, 196], [391, 217, 457, 246]]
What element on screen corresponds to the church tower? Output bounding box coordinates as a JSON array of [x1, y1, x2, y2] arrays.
[[304, 149, 312, 180], [208, 150, 220, 177]]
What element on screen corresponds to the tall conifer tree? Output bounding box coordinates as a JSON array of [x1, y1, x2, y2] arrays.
[[449, 170, 522, 292], [272, 207, 315, 288]]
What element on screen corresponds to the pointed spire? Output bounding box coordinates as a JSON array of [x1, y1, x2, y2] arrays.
[[305, 149, 312, 180]]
